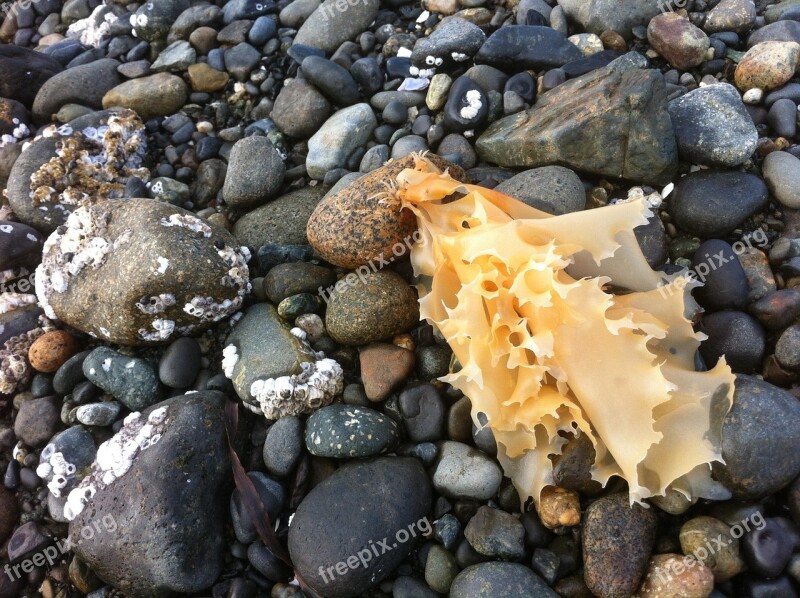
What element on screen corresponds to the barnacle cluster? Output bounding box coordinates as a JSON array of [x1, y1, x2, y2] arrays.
[[0, 117, 30, 147], [393, 154, 736, 506], [63, 407, 169, 521], [182, 240, 251, 323], [36, 446, 79, 498], [0, 317, 53, 394], [0, 292, 37, 314], [66, 4, 119, 47], [29, 110, 149, 208]]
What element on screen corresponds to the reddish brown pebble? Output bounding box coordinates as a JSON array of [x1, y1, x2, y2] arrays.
[[359, 343, 415, 401], [28, 330, 78, 373]]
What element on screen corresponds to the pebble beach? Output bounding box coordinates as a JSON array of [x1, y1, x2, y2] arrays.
[[1, 0, 800, 597]]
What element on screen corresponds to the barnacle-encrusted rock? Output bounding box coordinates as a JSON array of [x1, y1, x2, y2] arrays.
[[35, 199, 250, 345], [224, 303, 343, 419], [6, 109, 148, 233], [0, 314, 54, 394]]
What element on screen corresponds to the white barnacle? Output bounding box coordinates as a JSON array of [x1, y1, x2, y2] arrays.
[[222, 344, 239, 378], [249, 358, 344, 420], [451, 52, 469, 62], [156, 257, 169, 274], [460, 90, 483, 120]]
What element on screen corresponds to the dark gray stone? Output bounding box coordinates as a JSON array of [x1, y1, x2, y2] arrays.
[[475, 26, 583, 71], [305, 404, 400, 458], [83, 347, 161, 411], [450, 562, 557, 598]]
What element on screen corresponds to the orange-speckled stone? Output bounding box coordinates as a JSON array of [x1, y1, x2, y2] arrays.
[[28, 330, 78, 373]]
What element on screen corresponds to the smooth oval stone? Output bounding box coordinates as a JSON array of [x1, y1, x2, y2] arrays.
[[698, 310, 765, 374], [475, 25, 583, 71], [669, 170, 769, 238], [301, 55, 361, 106], [741, 517, 795, 577], [692, 239, 749, 311], [305, 404, 400, 458], [158, 337, 202, 389], [288, 457, 432, 598], [713, 375, 800, 500], [431, 441, 503, 501], [449, 562, 557, 598]]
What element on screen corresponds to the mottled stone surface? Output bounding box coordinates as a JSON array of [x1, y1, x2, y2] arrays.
[[102, 73, 188, 121]]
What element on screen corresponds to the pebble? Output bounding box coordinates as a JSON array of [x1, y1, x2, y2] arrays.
[[0, 487, 19, 545], [306, 103, 377, 179], [582, 493, 657, 597], [410, 17, 485, 69], [223, 135, 285, 209], [263, 415, 304, 477], [431, 441, 502, 501], [647, 13, 709, 70], [767, 97, 797, 138], [359, 343, 415, 401], [536, 486, 581, 528], [28, 330, 78, 374], [224, 42, 262, 81], [230, 471, 285, 543], [735, 41, 800, 91], [775, 323, 800, 370], [475, 25, 583, 71], [102, 73, 188, 121], [667, 83, 758, 167], [636, 553, 715, 598], [691, 239, 750, 310], [679, 516, 745, 582], [13, 396, 61, 447], [32, 58, 121, 124], [449, 562, 557, 598], [151, 40, 196, 73], [398, 383, 445, 442], [75, 401, 122, 426], [424, 544, 460, 594], [705, 0, 757, 33], [0, 45, 63, 107], [713, 374, 800, 500], [751, 289, 800, 330], [305, 404, 400, 458], [763, 150, 800, 209], [301, 55, 360, 106], [494, 165, 585, 215], [464, 506, 525, 559], [233, 186, 325, 248], [158, 337, 201, 388], [83, 347, 161, 411], [293, 0, 379, 54], [53, 350, 90, 396], [325, 270, 419, 345], [741, 517, 795, 577], [186, 63, 230, 92], [698, 310, 765, 373]]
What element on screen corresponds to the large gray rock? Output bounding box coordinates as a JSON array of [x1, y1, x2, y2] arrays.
[[293, 0, 380, 54], [232, 186, 326, 248], [35, 198, 250, 345], [476, 54, 678, 185], [557, 0, 662, 41], [288, 457, 432, 598], [69, 392, 230, 598], [32, 59, 121, 124]]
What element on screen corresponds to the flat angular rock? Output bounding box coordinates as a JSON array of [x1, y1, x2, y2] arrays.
[[476, 54, 678, 185]]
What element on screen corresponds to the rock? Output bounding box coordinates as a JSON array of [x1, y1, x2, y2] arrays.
[[223, 135, 286, 209], [647, 13, 709, 70], [230, 471, 285, 544], [132, 0, 190, 41], [271, 78, 331, 138], [70, 392, 230, 597], [0, 488, 19, 545], [32, 58, 121, 124], [306, 404, 400, 458], [767, 98, 797, 138], [432, 441, 503, 500], [168, 4, 222, 43], [557, 0, 660, 41], [411, 17, 485, 69], [741, 517, 795, 578], [636, 553, 715, 598], [679, 516, 745, 581], [0, 221, 44, 271], [634, 215, 669, 269], [751, 289, 800, 331], [263, 415, 304, 476], [300, 56, 360, 106], [0, 45, 63, 107], [667, 83, 758, 167], [307, 154, 465, 268], [668, 170, 768, 237], [536, 486, 581, 528], [102, 73, 188, 121], [691, 240, 750, 311], [158, 337, 201, 388], [325, 270, 419, 345], [450, 562, 557, 598], [698, 310, 765, 374], [186, 63, 229, 92], [425, 545, 460, 594], [582, 493, 657, 597], [476, 54, 678, 185], [734, 41, 800, 91], [14, 396, 61, 447], [775, 324, 800, 370], [306, 103, 377, 179], [263, 262, 336, 304], [712, 375, 800, 500], [359, 343, 415, 401], [443, 76, 488, 133], [83, 347, 160, 411], [221, 0, 275, 24], [35, 199, 249, 345], [763, 151, 800, 209], [293, 0, 380, 54], [28, 330, 78, 373], [704, 0, 757, 34], [399, 383, 445, 442], [288, 457, 432, 598], [233, 186, 325, 248], [475, 26, 583, 71], [494, 166, 585, 215], [464, 506, 525, 559], [224, 42, 262, 81]]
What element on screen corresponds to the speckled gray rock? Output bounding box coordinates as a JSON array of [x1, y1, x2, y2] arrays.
[[271, 77, 332, 138], [582, 492, 658, 597], [262, 262, 336, 304], [35, 199, 250, 346], [232, 185, 326, 247], [494, 166, 585, 215], [464, 506, 525, 559], [293, 0, 380, 54], [558, 0, 661, 40], [223, 302, 315, 407], [306, 404, 400, 458], [411, 17, 485, 68], [223, 135, 286, 209], [432, 441, 503, 500], [288, 457, 432, 598], [713, 375, 800, 500], [668, 83, 757, 167], [325, 269, 419, 345], [32, 58, 121, 124], [83, 347, 160, 411], [306, 103, 377, 179], [70, 392, 230, 598], [450, 562, 557, 598]]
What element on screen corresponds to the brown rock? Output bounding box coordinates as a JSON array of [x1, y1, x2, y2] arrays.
[[737, 247, 776, 302], [187, 63, 229, 92], [307, 154, 466, 269], [189, 26, 219, 55], [359, 343, 415, 401], [28, 330, 78, 373], [600, 30, 627, 52], [704, 0, 757, 34], [734, 41, 800, 91], [102, 73, 188, 121], [635, 553, 714, 598], [0, 487, 19, 545], [750, 289, 800, 330], [536, 486, 581, 528], [647, 13, 710, 70]]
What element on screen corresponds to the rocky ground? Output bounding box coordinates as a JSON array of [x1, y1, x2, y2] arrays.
[[1, 0, 800, 596]]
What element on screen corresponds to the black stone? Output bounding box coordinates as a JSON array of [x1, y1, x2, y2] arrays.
[[562, 50, 624, 78], [741, 517, 794, 577], [0, 45, 63, 107], [475, 26, 583, 71], [158, 337, 202, 389], [399, 383, 445, 442], [53, 350, 92, 396], [301, 56, 361, 106], [443, 76, 488, 133], [698, 310, 765, 374], [350, 57, 383, 97], [504, 72, 536, 103], [692, 239, 750, 311]]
